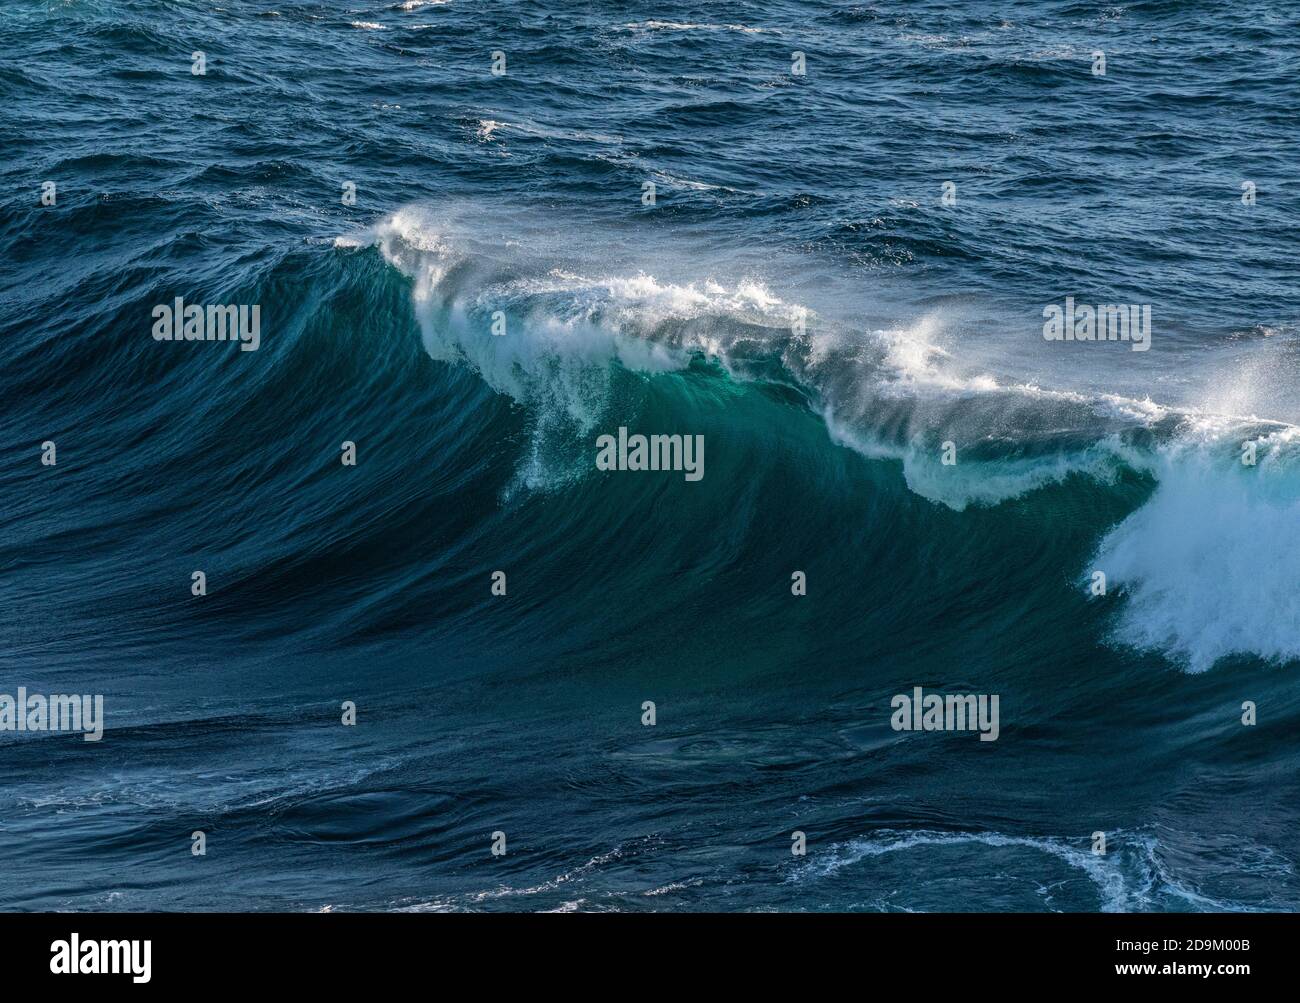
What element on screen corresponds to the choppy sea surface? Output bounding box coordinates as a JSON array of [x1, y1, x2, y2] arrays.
[[1, 0, 1298, 911]]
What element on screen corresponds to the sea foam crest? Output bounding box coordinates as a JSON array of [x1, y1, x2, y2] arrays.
[[355, 208, 799, 432]]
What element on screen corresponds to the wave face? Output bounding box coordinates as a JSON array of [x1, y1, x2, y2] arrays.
[[2, 0, 1300, 912]]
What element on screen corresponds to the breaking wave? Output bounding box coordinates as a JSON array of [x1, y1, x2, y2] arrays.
[[341, 206, 1300, 674]]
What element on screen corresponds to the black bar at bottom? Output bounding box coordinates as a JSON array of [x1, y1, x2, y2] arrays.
[[0, 912, 1287, 988]]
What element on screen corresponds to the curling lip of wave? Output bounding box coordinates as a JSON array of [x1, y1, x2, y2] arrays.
[[336, 208, 1298, 450]]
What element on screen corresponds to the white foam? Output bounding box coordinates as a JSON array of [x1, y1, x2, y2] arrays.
[[468, 118, 622, 146], [359, 209, 799, 421], [790, 828, 1256, 912], [648, 169, 750, 195], [620, 21, 772, 35], [875, 313, 998, 393], [1090, 425, 1300, 672], [353, 208, 806, 492]]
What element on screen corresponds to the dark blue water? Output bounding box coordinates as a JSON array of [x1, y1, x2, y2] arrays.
[[2, 0, 1299, 911]]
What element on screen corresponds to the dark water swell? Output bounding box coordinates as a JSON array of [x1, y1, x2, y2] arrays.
[[2, 0, 1299, 912]]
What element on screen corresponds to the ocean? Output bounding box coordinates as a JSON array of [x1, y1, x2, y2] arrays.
[[1, 0, 1298, 912]]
